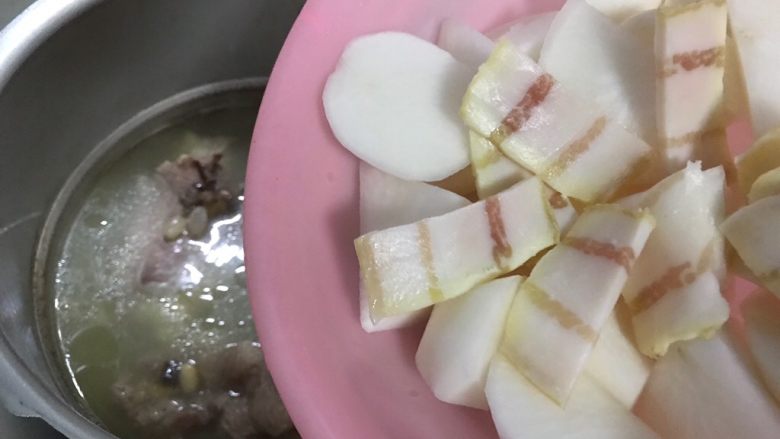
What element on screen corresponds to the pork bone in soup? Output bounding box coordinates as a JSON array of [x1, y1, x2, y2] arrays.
[[51, 106, 296, 439]]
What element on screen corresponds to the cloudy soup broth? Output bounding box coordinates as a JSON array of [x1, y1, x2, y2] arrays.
[[48, 103, 296, 439]]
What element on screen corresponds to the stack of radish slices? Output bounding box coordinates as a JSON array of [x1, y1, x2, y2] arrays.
[[322, 0, 780, 437]]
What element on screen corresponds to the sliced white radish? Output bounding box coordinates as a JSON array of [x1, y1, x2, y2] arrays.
[[635, 331, 780, 439], [585, 301, 653, 408], [748, 167, 780, 202], [586, 0, 661, 22], [439, 13, 554, 71], [437, 19, 494, 70], [461, 41, 652, 202], [619, 163, 728, 357], [724, 36, 750, 121], [721, 194, 780, 298], [728, 0, 780, 137], [620, 9, 655, 49], [323, 32, 472, 181], [540, 0, 657, 145], [502, 205, 655, 403], [486, 354, 658, 439], [355, 177, 557, 321], [742, 290, 780, 402], [736, 127, 780, 195], [632, 271, 727, 358], [497, 12, 557, 61], [358, 164, 470, 332], [416, 276, 520, 409], [656, 0, 730, 173], [546, 189, 578, 236], [468, 132, 577, 233], [469, 131, 533, 199]]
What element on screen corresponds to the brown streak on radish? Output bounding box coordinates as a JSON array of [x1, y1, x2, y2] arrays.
[[545, 117, 607, 179], [524, 281, 597, 342], [660, 46, 725, 78], [485, 197, 513, 268], [563, 236, 635, 273], [417, 222, 444, 302], [662, 127, 725, 149], [631, 262, 693, 314], [489, 73, 555, 145]]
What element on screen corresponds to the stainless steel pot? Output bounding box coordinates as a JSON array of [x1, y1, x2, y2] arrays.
[[0, 1, 303, 437]]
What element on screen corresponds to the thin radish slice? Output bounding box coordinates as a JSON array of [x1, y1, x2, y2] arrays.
[[469, 131, 534, 199], [438, 13, 554, 71], [540, 0, 657, 145], [586, 0, 661, 22], [416, 276, 520, 409], [729, 0, 780, 137], [437, 19, 494, 70], [358, 164, 470, 332], [635, 331, 780, 439], [497, 12, 557, 61], [355, 177, 557, 321], [619, 163, 728, 357], [620, 9, 655, 49], [323, 32, 472, 182], [742, 290, 780, 402], [461, 41, 652, 202], [501, 205, 655, 403], [585, 301, 653, 408], [736, 127, 780, 195], [748, 167, 780, 202], [468, 132, 577, 233], [656, 0, 731, 174], [724, 36, 750, 121], [721, 194, 780, 298], [486, 354, 658, 439], [632, 271, 727, 358]]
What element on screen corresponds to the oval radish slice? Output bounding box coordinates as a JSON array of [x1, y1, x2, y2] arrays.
[[323, 32, 473, 182], [359, 163, 470, 333]]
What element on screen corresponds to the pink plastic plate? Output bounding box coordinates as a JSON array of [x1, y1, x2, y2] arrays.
[[244, 1, 755, 438]]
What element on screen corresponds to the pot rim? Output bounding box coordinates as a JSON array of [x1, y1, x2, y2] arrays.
[[0, 0, 100, 93], [0, 3, 121, 437]]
